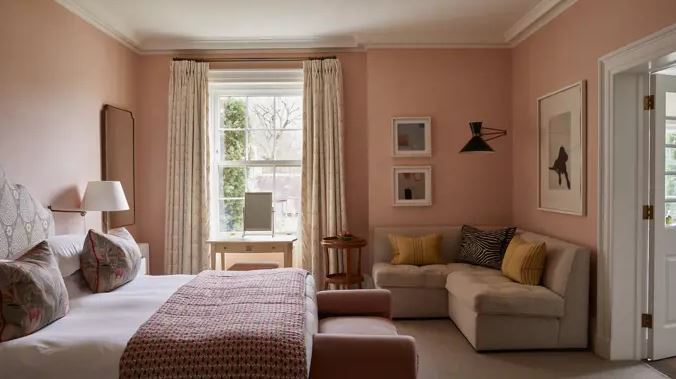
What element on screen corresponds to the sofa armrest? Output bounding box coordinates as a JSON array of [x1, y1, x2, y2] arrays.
[[317, 289, 391, 319], [310, 334, 417, 379]]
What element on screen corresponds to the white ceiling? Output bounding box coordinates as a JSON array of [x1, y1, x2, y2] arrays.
[[55, 0, 577, 53]]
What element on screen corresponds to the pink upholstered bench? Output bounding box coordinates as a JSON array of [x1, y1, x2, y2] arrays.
[[310, 289, 417, 379]]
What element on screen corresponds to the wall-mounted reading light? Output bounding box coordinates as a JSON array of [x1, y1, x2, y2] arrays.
[[459, 121, 507, 153]]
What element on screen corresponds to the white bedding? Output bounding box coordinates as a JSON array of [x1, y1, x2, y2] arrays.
[[0, 270, 318, 379]]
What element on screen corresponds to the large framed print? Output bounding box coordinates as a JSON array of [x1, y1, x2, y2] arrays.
[[537, 81, 586, 215]]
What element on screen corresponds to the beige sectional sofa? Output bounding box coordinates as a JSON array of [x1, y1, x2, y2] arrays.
[[372, 226, 590, 351]]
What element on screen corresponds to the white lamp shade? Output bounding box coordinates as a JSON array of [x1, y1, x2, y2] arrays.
[[82, 181, 129, 211]]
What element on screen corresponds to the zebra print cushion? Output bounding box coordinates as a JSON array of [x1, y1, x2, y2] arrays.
[[456, 225, 516, 269]]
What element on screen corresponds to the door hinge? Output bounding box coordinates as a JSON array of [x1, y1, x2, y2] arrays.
[[644, 95, 655, 110], [643, 205, 654, 220], [642, 313, 653, 328]]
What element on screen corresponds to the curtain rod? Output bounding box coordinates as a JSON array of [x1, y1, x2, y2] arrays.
[[172, 56, 337, 63]]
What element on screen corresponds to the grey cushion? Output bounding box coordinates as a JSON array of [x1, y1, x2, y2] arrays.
[[373, 262, 494, 289], [446, 270, 564, 318]]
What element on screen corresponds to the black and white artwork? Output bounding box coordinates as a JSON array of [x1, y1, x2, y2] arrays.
[[538, 81, 586, 215], [392, 117, 431, 157], [548, 112, 572, 190]]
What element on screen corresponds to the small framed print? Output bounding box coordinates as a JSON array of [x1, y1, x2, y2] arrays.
[[537, 80, 586, 215], [393, 166, 432, 207], [392, 117, 432, 157]]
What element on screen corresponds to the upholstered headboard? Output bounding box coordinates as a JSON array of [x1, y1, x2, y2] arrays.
[[0, 165, 55, 258]]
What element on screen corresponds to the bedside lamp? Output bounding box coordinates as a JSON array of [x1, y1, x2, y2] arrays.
[[82, 181, 129, 231]]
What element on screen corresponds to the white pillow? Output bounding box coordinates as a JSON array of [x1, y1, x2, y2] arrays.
[[46, 234, 86, 277]]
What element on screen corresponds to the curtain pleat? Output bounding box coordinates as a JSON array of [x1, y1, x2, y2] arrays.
[[165, 61, 210, 274], [300, 59, 348, 288]]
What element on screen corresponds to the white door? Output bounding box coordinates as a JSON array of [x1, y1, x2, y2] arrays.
[[650, 72, 676, 360]]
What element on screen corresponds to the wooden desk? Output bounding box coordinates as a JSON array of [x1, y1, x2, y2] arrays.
[[207, 235, 297, 270]]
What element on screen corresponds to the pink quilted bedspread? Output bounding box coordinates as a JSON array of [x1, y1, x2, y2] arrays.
[[119, 268, 309, 379]]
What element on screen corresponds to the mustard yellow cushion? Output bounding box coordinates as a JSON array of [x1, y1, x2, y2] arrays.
[[501, 235, 546, 285], [388, 234, 443, 265]]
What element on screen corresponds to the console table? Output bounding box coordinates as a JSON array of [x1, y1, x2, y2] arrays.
[[207, 235, 297, 270]]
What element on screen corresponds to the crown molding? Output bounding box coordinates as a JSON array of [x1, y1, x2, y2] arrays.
[[56, 0, 578, 53], [505, 0, 578, 46], [364, 42, 510, 50], [54, 0, 142, 53], [139, 37, 359, 53]]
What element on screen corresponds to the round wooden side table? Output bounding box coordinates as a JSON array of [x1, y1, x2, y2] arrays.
[[320, 237, 367, 290]]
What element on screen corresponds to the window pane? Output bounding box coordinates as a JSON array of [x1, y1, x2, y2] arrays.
[[218, 131, 245, 161], [667, 175, 676, 197], [222, 97, 246, 129], [247, 130, 275, 160], [668, 119, 676, 145], [274, 166, 301, 234], [219, 167, 245, 198], [248, 97, 275, 129], [667, 92, 676, 118], [276, 96, 303, 129], [246, 166, 274, 193], [666, 202, 676, 226], [219, 199, 244, 232], [275, 130, 302, 160], [667, 148, 676, 172]]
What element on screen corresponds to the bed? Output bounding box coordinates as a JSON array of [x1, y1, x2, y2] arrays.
[[0, 166, 318, 379]]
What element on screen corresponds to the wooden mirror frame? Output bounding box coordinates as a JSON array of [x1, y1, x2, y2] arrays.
[[101, 104, 135, 229]]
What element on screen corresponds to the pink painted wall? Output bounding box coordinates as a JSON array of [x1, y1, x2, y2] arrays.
[[134, 52, 368, 274], [367, 49, 513, 232], [0, 0, 139, 234], [511, 0, 676, 250], [8, 0, 676, 278]]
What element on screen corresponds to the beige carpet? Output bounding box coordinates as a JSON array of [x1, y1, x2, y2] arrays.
[[394, 319, 668, 379], [649, 358, 676, 378]]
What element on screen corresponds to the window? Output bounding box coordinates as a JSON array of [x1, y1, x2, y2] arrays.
[[209, 70, 303, 237]]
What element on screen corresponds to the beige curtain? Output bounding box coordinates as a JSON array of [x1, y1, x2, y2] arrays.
[[301, 59, 348, 286], [164, 61, 210, 274]]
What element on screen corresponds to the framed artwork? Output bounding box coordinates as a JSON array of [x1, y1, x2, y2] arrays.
[[537, 81, 586, 215], [393, 166, 432, 206], [392, 117, 432, 157]]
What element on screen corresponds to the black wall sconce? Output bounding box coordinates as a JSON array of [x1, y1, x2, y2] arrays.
[[459, 121, 507, 153]]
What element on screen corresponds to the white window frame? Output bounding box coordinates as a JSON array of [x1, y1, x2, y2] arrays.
[[208, 69, 304, 239]]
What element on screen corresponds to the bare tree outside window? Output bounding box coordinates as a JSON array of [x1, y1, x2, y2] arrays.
[[217, 96, 302, 234]]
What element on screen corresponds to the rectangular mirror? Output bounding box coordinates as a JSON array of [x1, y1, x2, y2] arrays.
[[102, 105, 135, 228], [243, 192, 273, 234]]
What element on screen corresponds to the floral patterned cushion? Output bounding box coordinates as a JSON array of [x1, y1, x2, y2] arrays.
[[0, 241, 69, 342], [80, 228, 142, 293]]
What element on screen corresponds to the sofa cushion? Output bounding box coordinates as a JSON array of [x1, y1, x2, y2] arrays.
[[388, 233, 443, 265], [456, 225, 517, 269], [501, 235, 547, 285], [319, 317, 398, 336], [373, 262, 449, 288], [445, 270, 564, 318], [373, 262, 492, 289]]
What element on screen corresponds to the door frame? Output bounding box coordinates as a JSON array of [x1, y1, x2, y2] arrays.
[[598, 23, 676, 360]]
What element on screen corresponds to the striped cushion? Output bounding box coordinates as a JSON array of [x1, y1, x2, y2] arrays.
[[456, 225, 516, 269], [388, 234, 443, 265], [501, 235, 546, 285]]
